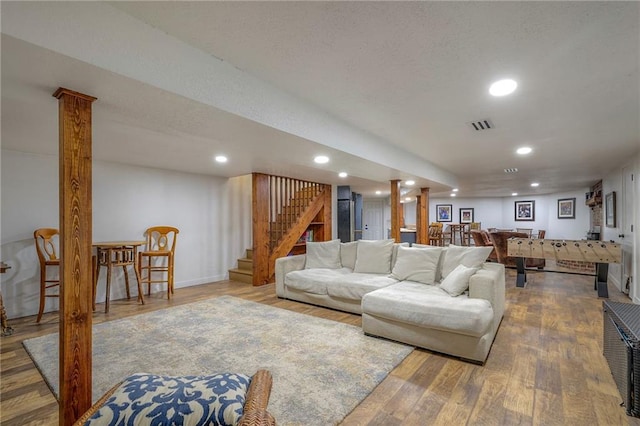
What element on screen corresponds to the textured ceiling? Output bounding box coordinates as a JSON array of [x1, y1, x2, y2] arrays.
[[2, 2, 639, 198]]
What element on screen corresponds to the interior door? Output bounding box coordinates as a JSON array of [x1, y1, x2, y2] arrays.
[[362, 200, 384, 240], [621, 164, 635, 296]]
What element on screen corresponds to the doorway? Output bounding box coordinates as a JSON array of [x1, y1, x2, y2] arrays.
[[362, 199, 384, 240], [621, 164, 635, 297]]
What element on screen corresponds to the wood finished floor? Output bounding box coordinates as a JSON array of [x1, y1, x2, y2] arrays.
[[2, 268, 640, 425]]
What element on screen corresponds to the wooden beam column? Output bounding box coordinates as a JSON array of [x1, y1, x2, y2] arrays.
[[53, 88, 96, 426], [417, 187, 430, 244], [322, 185, 332, 240], [390, 180, 401, 242], [252, 173, 270, 286]]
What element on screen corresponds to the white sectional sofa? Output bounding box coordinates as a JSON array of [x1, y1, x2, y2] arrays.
[[275, 239, 505, 363]]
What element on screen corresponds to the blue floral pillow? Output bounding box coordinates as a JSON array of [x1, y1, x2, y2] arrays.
[[84, 372, 252, 426]]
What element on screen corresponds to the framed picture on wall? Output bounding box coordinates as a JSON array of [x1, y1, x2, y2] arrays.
[[557, 198, 576, 219], [514, 200, 535, 221], [436, 204, 453, 222], [459, 208, 474, 224], [606, 191, 616, 227]]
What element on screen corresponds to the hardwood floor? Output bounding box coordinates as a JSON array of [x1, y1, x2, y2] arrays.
[[2, 268, 640, 425]]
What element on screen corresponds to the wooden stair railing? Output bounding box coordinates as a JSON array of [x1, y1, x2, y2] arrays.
[[252, 173, 331, 286]]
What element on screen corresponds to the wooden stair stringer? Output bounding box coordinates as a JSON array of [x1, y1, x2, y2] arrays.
[[267, 190, 326, 279]]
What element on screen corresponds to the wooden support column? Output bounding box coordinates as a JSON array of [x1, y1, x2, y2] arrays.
[[415, 195, 422, 242], [417, 187, 429, 244], [252, 173, 270, 286], [322, 185, 332, 240], [53, 88, 96, 426], [390, 180, 401, 242]]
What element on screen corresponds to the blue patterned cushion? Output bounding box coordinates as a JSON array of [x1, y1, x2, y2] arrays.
[[84, 372, 252, 426]]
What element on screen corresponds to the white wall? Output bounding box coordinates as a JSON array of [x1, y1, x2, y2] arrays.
[[0, 150, 252, 319], [635, 155, 640, 304], [429, 190, 590, 240], [601, 154, 639, 300]]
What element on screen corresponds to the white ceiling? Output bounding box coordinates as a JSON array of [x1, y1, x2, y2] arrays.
[[2, 1, 639, 199]]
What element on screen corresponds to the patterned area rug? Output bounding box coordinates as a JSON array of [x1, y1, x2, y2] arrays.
[[23, 295, 412, 425]]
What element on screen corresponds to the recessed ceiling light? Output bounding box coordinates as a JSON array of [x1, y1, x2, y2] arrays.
[[512, 192, 518, 196], [450, 193, 456, 197], [215, 155, 228, 163], [405, 180, 415, 186], [314, 155, 329, 164], [489, 79, 517, 97], [338, 172, 348, 178], [516, 147, 532, 155], [405, 197, 412, 201], [531, 182, 539, 187], [452, 188, 459, 192], [375, 190, 381, 195]]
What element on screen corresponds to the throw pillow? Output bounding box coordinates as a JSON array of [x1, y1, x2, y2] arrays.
[[305, 239, 342, 269], [413, 244, 448, 281], [340, 241, 358, 270], [391, 245, 443, 284], [440, 264, 478, 296], [84, 372, 251, 426], [353, 239, 394, 274], [391, 242, 410, 269], [441, 245, 492, 279]]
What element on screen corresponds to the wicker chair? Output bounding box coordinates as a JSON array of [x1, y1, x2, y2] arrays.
[[73, 369, 275, 426]]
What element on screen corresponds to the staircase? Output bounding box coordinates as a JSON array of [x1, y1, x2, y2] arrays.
[[252, 173, 332, 285], [228, 249, 253, 284]]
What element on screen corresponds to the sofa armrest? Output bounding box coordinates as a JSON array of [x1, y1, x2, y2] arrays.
[[275, 255, 306, 297], [468, 262, 505, 319]]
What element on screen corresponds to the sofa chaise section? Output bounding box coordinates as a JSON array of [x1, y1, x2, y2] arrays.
[[361, 262, 505, 363]]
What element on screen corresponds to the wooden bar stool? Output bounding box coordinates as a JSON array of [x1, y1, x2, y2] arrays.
[[33, 228, 60, 323], [138, 226, 179, 299]]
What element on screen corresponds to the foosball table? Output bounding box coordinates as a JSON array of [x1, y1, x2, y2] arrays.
[[507, 238, 622, 297]]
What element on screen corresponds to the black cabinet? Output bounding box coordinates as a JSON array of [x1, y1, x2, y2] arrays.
[[603, 301, 640, 417], [337, 186, 362, 242]]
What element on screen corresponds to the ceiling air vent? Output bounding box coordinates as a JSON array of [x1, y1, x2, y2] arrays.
[[468, 119, 493, 131], [504, 168, 518, 173]]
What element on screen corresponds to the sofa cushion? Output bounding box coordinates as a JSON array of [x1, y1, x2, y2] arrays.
[[440, 264, 478, 297], [327, 273, 399, 300], [391, 246, 443, 285], [362, 281, 493, 337], [441, 245, 493, 279], [412, 244, 448, 281], [391, 242, 410, 269], [82, 372, 251, 426], [285, 268, 352, 295], [340, 241, 358, 270], [305, 239, 342, 269], [354, 239, 394, 274]]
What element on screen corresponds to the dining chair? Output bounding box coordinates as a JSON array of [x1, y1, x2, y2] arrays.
[[33, 228, 60, 323], [537, 229, 546, 239], [428, 223, 444, 246], [516, 228, 533, 237], [465, 222, 482, 245], [137, 226, 179, 299]]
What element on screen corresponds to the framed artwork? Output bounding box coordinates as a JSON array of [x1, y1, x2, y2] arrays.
[[514, 200, 535, 221], [436, 204, 453, 222], [459, 208, 474, 224], [557, 198, 576, 219], [606, 191, 616, 228]]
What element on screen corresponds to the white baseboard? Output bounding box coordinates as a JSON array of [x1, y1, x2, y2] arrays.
[[608, 272, 622, 293], [174, 275, 227, 289]]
